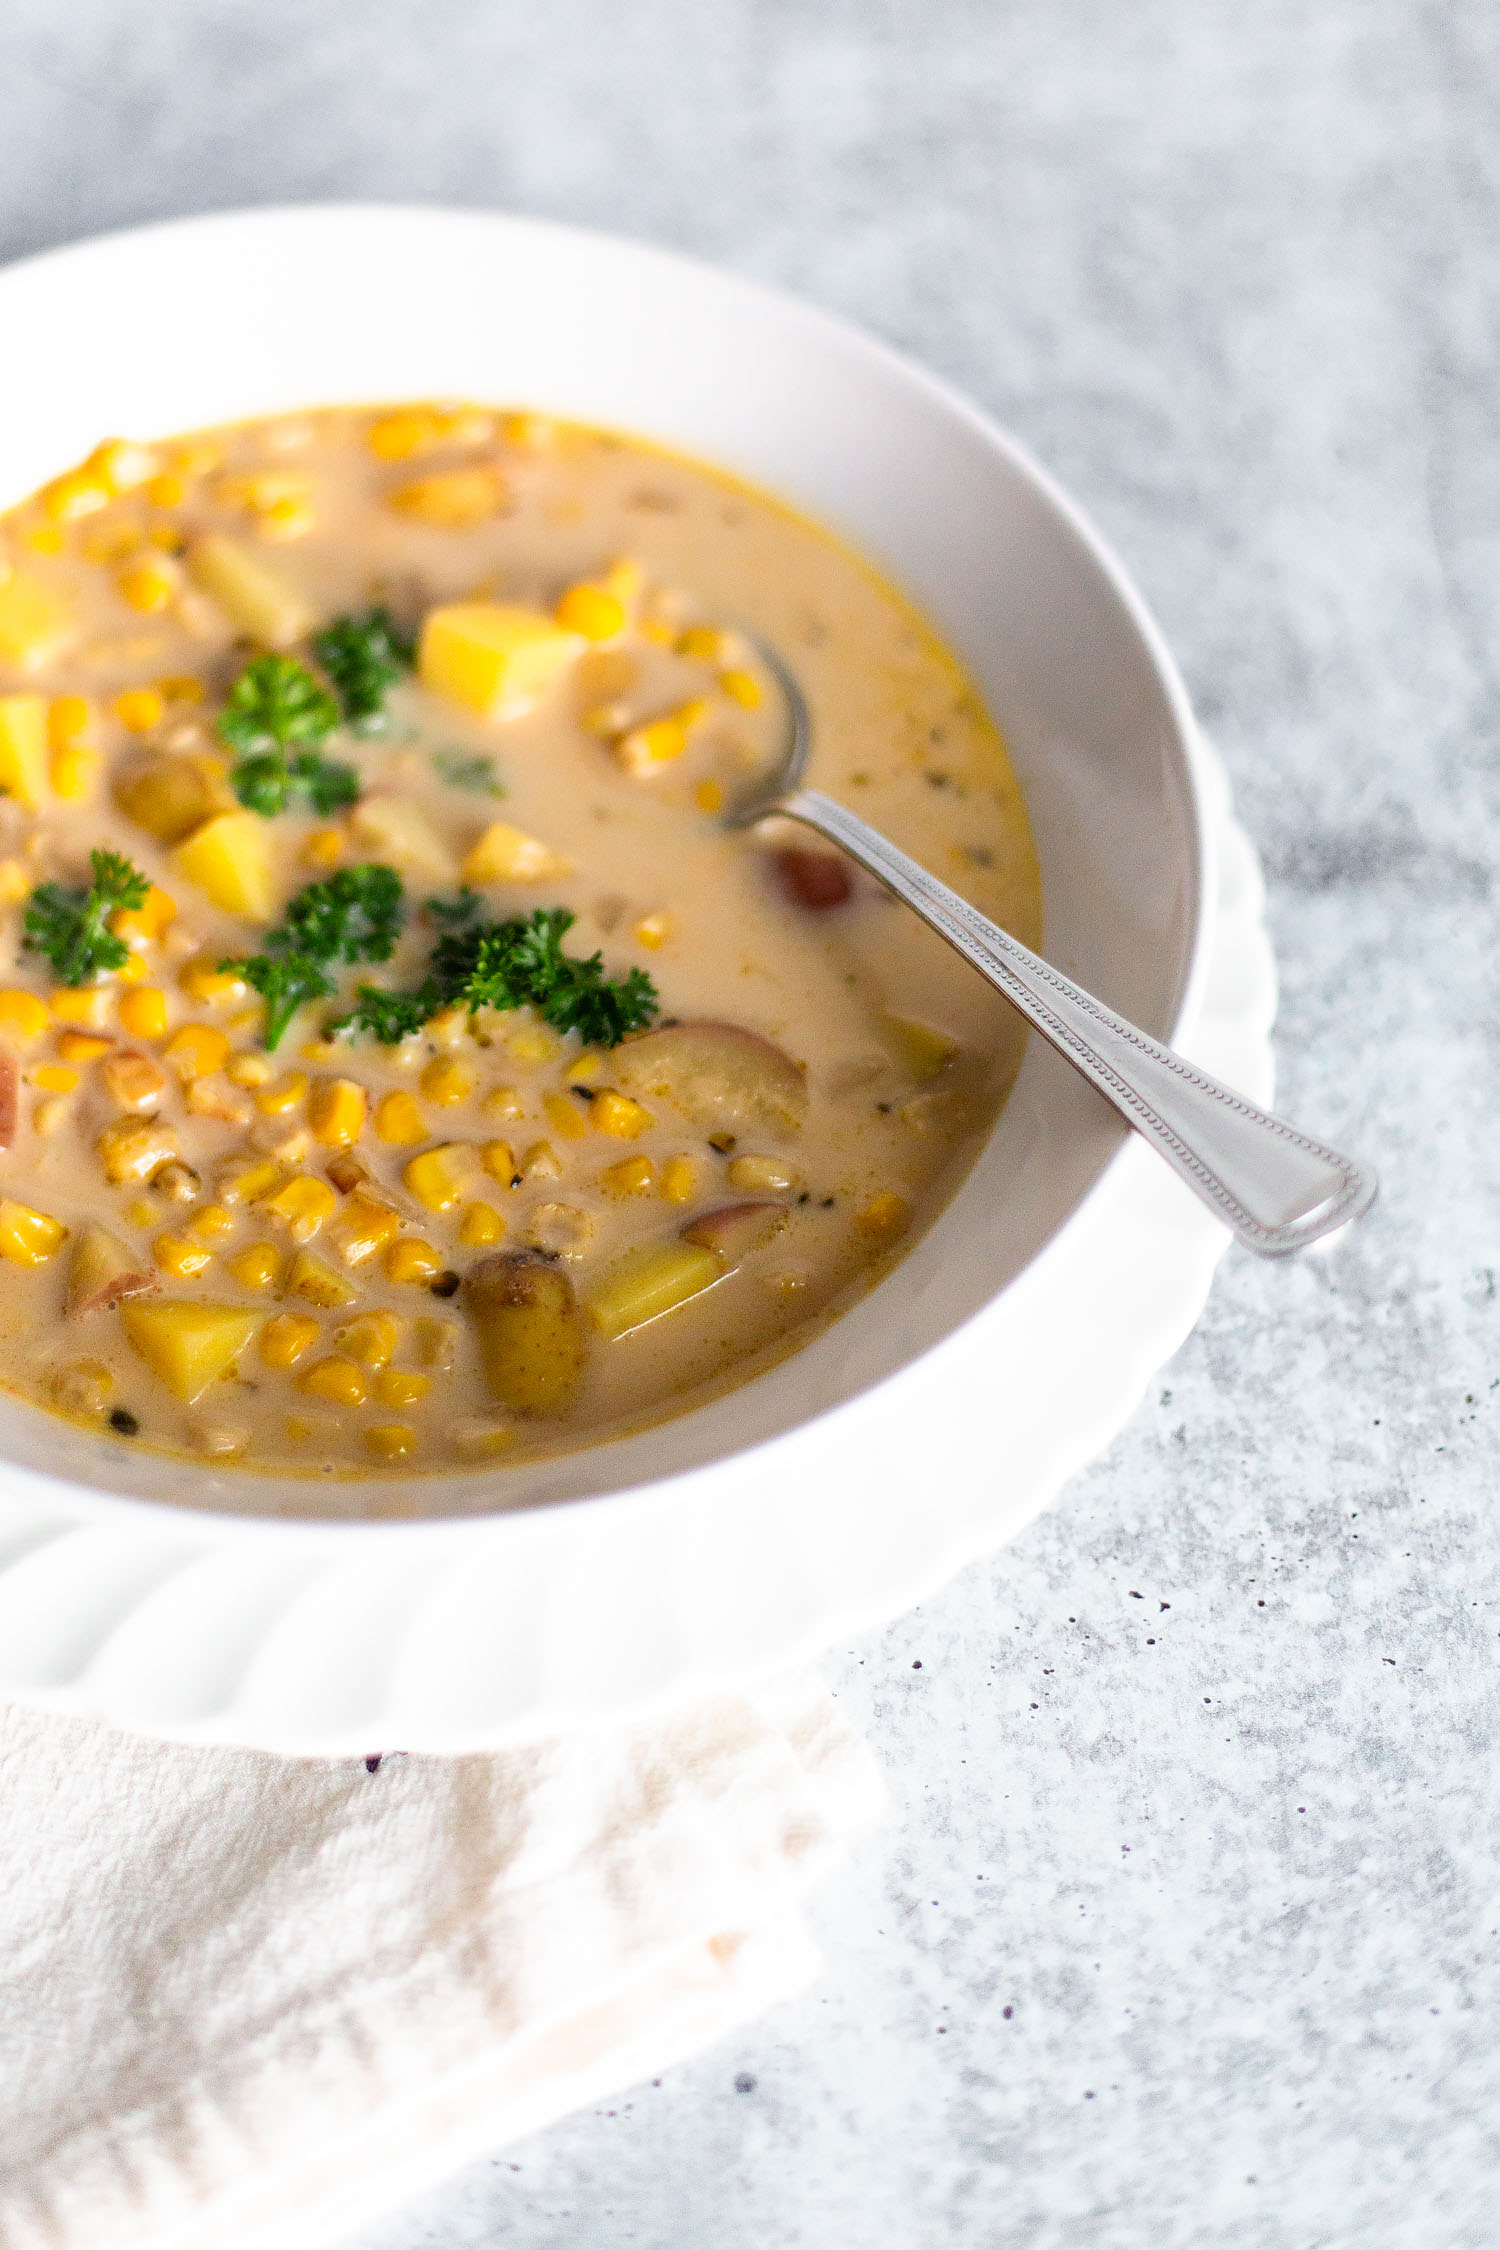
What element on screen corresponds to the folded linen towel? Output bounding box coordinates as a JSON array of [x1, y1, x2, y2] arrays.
[[0, 1676, 881, 2250]]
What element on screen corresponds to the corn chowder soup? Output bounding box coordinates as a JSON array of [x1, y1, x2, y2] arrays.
[[0, 407, 1040, 1480]]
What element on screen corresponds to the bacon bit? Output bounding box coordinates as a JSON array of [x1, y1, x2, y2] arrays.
[[773, 848, 853, 912]]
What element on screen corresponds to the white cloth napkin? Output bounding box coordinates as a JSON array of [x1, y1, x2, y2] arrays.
[[0, 1676, 881, 2250]]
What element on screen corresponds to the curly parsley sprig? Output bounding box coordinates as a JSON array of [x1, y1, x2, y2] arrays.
[[24, 849, 149, 984], [312, 608, 416, 734], [333, 905, 658, 1050], [218, 654, 358, 817], [221, 864, 406, 1049]]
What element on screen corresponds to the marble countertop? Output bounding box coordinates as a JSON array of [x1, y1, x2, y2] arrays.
[[2, 3, 1494, 2242]]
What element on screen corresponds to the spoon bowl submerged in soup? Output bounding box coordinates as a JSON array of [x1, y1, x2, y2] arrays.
[[0, 405, 1040, 1478]]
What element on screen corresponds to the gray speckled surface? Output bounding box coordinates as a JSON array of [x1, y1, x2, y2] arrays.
[[3, 3, 1497, 2243]]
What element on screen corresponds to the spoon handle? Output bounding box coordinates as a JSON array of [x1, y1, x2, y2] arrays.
[[778, 789, 1377, 1258]]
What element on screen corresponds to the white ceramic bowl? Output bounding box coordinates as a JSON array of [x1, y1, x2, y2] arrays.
[[0, 206, 1244, 1751]]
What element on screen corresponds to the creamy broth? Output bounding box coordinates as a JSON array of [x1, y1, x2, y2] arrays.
[[0, 407, 1040, 1480]]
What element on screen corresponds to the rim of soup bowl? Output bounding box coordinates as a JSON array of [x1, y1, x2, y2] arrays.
[[0, 204, 1210, 1546]]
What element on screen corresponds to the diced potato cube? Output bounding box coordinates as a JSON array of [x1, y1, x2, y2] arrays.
[[0, 1198, 67, 1267], [115, 752, 231, 845], [883, 1014, 961, 1081], [120, 1301, 258, 1401], [0, 575, 74, 669], [583, 1238, 726, 1341], [67, 1222, 156, 1316], [174, 812, 275, 921], [0, 695, 49, 807], [349, 795, 454, 882], [186, 533, 315, 645], [419, 602, 580, 719], [461, 820, 571, 885]]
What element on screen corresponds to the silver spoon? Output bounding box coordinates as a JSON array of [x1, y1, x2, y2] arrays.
[[729, 643, 1376, 1258]]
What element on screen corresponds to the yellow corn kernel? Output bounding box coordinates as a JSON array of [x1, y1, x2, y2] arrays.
[[22, 525, 64, 556], [388, 466, 508, 527], [115, 954, 147, 986], [257, 494, 315, 542], [632, 912, 675, 951], [112, 885, 177, 947], [82, 518, 143, 565], [179, 958, 246, 1004], [163, 1022, 231, 1081], [154, 1232, 212, 1280], [592, 1088, 654, 1139], [855, 1191, 911, 1241], [482, 1085, 525, 1120], [117, 987, 168, 1040], [41, 468, 109, 522], [453, 1421, 517, 1462], [330, 1187, 401, 1266], [304, 826, 344, 868], [719, 666, 762, 710], [726, 1154, 798, 1194], [460, 820, 571, 885], [117, 557, 177, 614], [49, 743, 100, 799], [459, 1201, 505, 1247], [187, 1074, 252, 1124], [47, 693, 92, 751], [564, 1050, 605, 1086], [367, 407, 446, 460], [676, 624, 724, 661], [373, 1367, 430, 1409], [479, 1139, 518, 1184], [260, 1312, 320, 1369], [554, 582, 626, 640], [226, 1241, 281, 1291], [33, 1092, 71, 1136], [307, 1078, 367, 1149], [695, 779, 724, 815], [403, 1142, 475, 1212], [0, 989, 49, 1040], [334, 1310, 402, 1368], [147, 471, 185, 508], [600, 1154, 657, 1198], [97, 1116, 178, 1184], [114, 687, 164, 734], [365, 1423, 416, 1461], [284, 1249, 356, 1309], [226, 1051, 274, 1088], [0, 574, 72, 665], [424, 1005, 468, 1050], [56, 1031, 110, 1063], [217, 1156, 284, 1206], [0, 860, 32, 907], [125, 1196, 156, 1228], [188, 1204, 236, 1245], [29, 1063, 78, 1093], [543, 1090, 590, 1142], [519, 1139, 562, 1181], [615, 715, 686, 775], [508, 1022, 560, 1065], [421, 1056, 473, 1106], [255, 1071, 307, 1114], [0, 692, 48, 806], [157, 674, 203, 705], [658, 1154, 701, 1206], [88, 438, 158, 495], [384, 1236, 442, 1286], [414, 1316, 456, 1370], [0, 1199, 67, 1266], [49, 986, 111, 1029], [261, 1175, 338, 1243], [374, 1089, 427, 1145]]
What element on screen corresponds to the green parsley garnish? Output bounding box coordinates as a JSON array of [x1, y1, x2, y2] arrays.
[[24, 849, 149, 984], [222, 864, 406, 1050], [312, 608, 416, 734], [425, 887, 483, 928], [432, 748, 505, 797], [218, 654, 358, 817], [334, 906, 658, 1049]]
